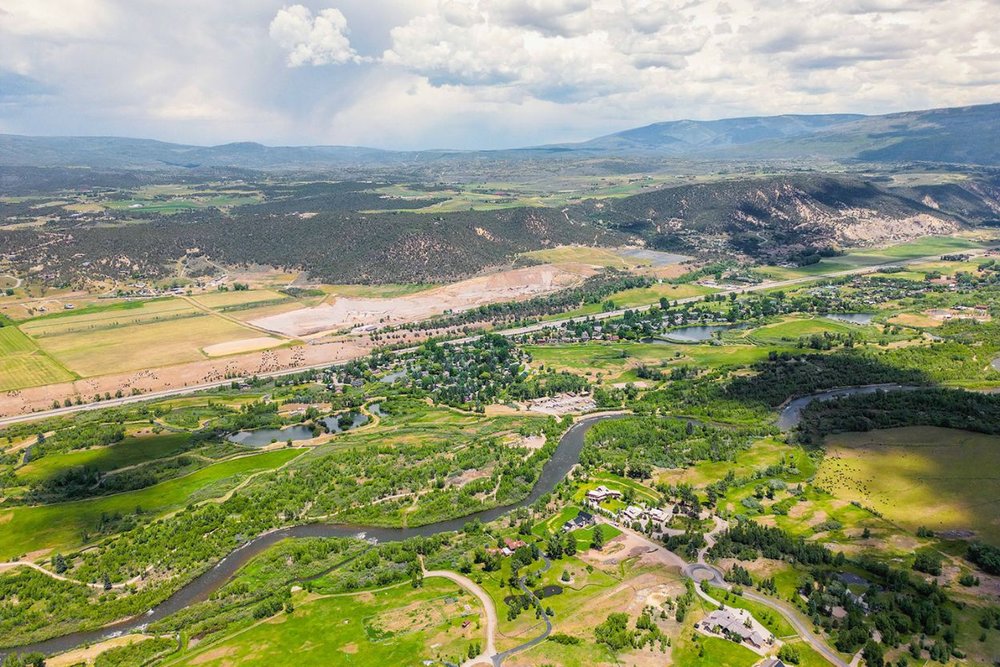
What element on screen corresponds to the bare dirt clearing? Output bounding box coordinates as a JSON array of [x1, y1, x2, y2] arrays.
[[203, 337, 286, 357], [250, 264, 594, 337]]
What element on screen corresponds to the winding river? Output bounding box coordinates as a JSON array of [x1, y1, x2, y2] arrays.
[[4, 414, 617, 658], [7, 383, 927, 657]]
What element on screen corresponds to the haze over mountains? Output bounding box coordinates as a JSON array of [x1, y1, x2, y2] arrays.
[[1, 102, 997, 171]]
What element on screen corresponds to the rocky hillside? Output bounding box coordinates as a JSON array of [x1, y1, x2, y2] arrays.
[[571, 175, 963, 261]]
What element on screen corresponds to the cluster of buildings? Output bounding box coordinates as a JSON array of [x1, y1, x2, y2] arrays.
[[584, 485, 686, 536]]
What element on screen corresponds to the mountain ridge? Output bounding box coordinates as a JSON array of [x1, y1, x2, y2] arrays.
[[0, 102, 996, 169]]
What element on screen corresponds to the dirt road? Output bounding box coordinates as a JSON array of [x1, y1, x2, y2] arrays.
[[423, 569, 498, 666]]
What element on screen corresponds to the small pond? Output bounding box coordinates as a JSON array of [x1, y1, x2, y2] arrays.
[[533, 585, 564, 599], [824, 313, 875, 325], [321, 412, 370, 433], [227, 424, 315, 447], [655, 324, 739, 343]]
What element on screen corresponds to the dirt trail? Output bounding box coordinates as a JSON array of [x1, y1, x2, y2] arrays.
[[0, 560, 147, 590]]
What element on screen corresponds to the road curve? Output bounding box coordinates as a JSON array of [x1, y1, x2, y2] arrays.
[[683, 559, 848, 667], [423, 569, 498, 665]]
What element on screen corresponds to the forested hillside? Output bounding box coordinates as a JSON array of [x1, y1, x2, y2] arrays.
[[0, 205, 620, 285]]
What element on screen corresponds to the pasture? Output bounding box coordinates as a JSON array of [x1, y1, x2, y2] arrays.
[[0, 325, 75, 391], [169, 579, 483, 667], [606, 282, 715, 307], [189, 289, 293, 309], [20, 298, 264, 376], [815, 426, 1000, 543], [0, 449, 300, 559], [742, 317, 860, 344], [658, 437, 814, 488]]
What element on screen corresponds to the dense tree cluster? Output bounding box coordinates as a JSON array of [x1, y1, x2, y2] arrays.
[[797, 387, 1000, 445]]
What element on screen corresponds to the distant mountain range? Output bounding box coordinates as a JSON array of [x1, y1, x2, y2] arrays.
[[0, 102, 996, 170], [565, 103, 1000, 164]]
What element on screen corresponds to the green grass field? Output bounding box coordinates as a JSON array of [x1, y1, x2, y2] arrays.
[[815, 426, 1000, 543], [521, 246, 641, 267], [658, 437, 814, 488], [527, 342, 789, 381], [608, 283, 715, 307], [0, 326, 75, 391], [16, 433, 194, 483], [170, 579, 482, 667], [189, 289, 292, 309], [321, 283, 435, 298], [672, 632, 758, 667], [744, 317, 857, 343], [0, 449, 300, 559], [760, 236, 984, 281]]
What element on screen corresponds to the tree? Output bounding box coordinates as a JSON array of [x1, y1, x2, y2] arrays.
[[591, 524, 605, 551], [564, 532, 577, 556], [52, 553, 67, 574], [546, 531, 564, 559], [594, 612, 634, 651], [862, 639, 884, 667], [777, 644, 801, 664]]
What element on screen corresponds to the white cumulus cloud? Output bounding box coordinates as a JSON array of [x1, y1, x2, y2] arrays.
[[269, 4, 361, 67]]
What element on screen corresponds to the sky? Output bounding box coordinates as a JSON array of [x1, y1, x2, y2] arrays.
[[0, 0, 998, 150]]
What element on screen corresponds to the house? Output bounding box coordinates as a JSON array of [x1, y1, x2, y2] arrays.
[[758, 659, 787, 667], [504, 538, 527, 551], [702, 608, 771, 649], [621, 505, 645, 523], [647, 507, 669, 523], [563, 511, 594, 531], [586, 485, 622, 502]]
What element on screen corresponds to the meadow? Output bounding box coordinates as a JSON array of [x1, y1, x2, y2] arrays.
[[757, 235, 984, 280], [526, 341, 788, 381], [741, 316, 861, 344], [169, 579, 483, 667], [15, 432, 195, 483], [0, 448, 300, 559], [20, 299, 266, 375], [815, 426, 1000, 544], [657, 437, 815, 488]]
